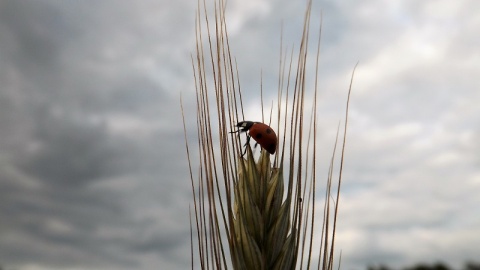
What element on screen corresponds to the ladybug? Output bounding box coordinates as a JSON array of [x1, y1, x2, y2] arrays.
[[231, 121, 277, 155]]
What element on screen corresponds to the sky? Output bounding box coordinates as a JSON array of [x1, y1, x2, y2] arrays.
[[0, 0, 479, 270]]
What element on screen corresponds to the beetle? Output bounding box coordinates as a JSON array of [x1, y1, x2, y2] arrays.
[[231, 121, 277, 155]]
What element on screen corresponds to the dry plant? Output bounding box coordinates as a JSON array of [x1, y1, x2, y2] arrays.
[[182, 0, 356, 269]]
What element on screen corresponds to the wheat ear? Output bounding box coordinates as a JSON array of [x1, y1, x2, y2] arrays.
[[231, 146, 296, 270]]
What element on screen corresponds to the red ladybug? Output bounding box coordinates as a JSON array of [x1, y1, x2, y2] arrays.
[[231, 121, 277, 155]]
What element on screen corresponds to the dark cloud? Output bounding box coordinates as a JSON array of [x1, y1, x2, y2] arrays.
[[0, 1, 194, 269], [1, 0, 479, 270]]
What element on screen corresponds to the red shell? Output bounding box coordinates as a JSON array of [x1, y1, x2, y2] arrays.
[[247, 122, 277, 154]]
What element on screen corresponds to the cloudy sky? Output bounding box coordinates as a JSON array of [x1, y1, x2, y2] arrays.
[[0, 0, 479, 269]]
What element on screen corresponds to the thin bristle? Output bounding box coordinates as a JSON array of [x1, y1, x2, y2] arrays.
[[183, 0, 354, 269]]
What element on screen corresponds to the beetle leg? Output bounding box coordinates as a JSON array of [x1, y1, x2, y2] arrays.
[[241, 135, 251, 157], [245, 134, 252, 146]]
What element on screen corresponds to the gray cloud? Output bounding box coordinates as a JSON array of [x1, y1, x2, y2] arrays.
[[0, 0, 194, 269], [0, 0, 479, 270]]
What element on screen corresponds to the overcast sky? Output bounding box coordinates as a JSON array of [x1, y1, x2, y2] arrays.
[[0, 0, 479, 270]]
